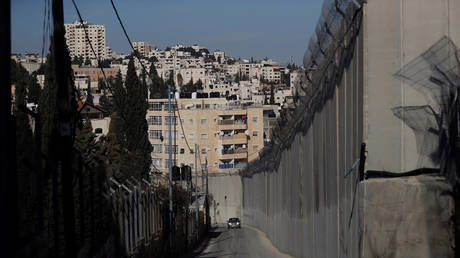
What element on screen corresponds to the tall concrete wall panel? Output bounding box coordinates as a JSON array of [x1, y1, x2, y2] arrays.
[[365, 0, 460, 172], [242, 1, 458, 257], [361, 175, 454, 258], [243, 29, 364, 255], [207, 174, 242, 224]]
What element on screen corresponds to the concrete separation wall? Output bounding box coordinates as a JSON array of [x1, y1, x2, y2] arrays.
[[207, 174, 243, 224], [361, 175, 454, 258], [241, 0, 458, 257]]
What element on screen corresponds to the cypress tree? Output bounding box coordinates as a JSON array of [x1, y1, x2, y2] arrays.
[[124, 58, 152, 178], [111, 72, 127, 147], [148, 63, 166, 99], [74, 119, 96, 157]]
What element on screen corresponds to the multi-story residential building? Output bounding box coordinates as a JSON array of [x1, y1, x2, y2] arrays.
[[72, 66, 119, 82], [261, 65, 282, 83], [64, 21, 107, 60], [132, 41, 155, 57], [146, 96, 264, 174], [213, 50, 225, 63]]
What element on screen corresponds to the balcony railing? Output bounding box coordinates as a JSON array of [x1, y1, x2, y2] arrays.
[[218, 120, 246, 125], [221, 148, 246, 155], [219, 163, 234, 169], [220, 134, 247, 140], [218, 163, 247, 169]]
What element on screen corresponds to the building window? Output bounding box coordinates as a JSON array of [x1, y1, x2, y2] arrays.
[[152, 144, 162, 153], [149, 130, 162, 139], [201, 148, 207, 154], [148, 116, 162, 125], [164, 130, 178, 139], [196, 104, 202, 109], [253, 145, 259, 152], [180, 148, 185, 154], [152, 158, 162, 168], [164, 116, 177, 125], [189, 119, 193, 125], [205, 104, 210, 109], [149, 102, 162, 111], [189, 133, 194, 140], [253, 131, 259, 137], [164, 145, 178, 154], [201, 119, 207, 125], [252, 116, 258, 122], [201, 134, 208, 139]]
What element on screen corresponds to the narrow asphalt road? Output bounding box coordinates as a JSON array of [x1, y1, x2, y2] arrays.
[[190, 225, 292, 258]]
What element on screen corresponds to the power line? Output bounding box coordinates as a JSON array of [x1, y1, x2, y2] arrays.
[[71, 0, 111, 93], [109, 0, 149, 76], [71, 0, 162, 173], [108, 0, 199, 170]]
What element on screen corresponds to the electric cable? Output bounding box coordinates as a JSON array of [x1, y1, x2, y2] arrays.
[[71, 0, 162, 173]]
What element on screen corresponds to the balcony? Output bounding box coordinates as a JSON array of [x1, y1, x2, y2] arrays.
[[220, 134, 247, 144], [217, 119, 247, 130], [218, 148, 247, 159]]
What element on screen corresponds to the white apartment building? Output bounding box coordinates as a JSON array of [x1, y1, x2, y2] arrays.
[[213, 50, 225, 63], [133, 41, 155, 57], [64, 21, 107, 60], [261, 65, 281, 83]]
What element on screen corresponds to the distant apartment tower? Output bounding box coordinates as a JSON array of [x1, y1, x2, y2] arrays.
[[64, 21, 107, 60], [133, 41, 155, 57]]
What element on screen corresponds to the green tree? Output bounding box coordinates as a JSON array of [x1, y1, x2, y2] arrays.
[[177, 73, 184, 87], [72, 56, 83, 66], [86, 88, 94, 104], [111, 72, 127, 145], [11, 60, 39, 239], [28, 76, 41, 104], [99, 94, 112, 114], [106, 59, 152, 179], [194, 79, 203, 91], [74, 119, 96, 157], [148, 63, 166, 98]]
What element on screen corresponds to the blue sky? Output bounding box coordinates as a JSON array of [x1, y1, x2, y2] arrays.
[[12, 0, 323, 65]]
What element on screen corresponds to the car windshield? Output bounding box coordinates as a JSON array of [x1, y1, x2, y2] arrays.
[[229, 218, 240, 222]]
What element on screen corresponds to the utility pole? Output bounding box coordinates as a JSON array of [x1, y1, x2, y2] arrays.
[[52, 0, 77, 256], [167, 84, 174, 254], [205, 158, 210, 230], [0, 1, 16, 256], [194, 143, 199, 242]]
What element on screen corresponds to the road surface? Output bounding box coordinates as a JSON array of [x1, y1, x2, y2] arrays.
[[191, 225, 292, 258]]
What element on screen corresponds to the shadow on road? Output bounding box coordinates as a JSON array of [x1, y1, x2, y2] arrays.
[[181, 227, 223, 258]]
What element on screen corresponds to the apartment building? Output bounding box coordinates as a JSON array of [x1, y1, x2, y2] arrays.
[[64, 21, 107, 60], [146, 97, 264, 174], [132, 41, 155, 57], [73, 66, 119, 82], [213, 50, 225, 63]]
